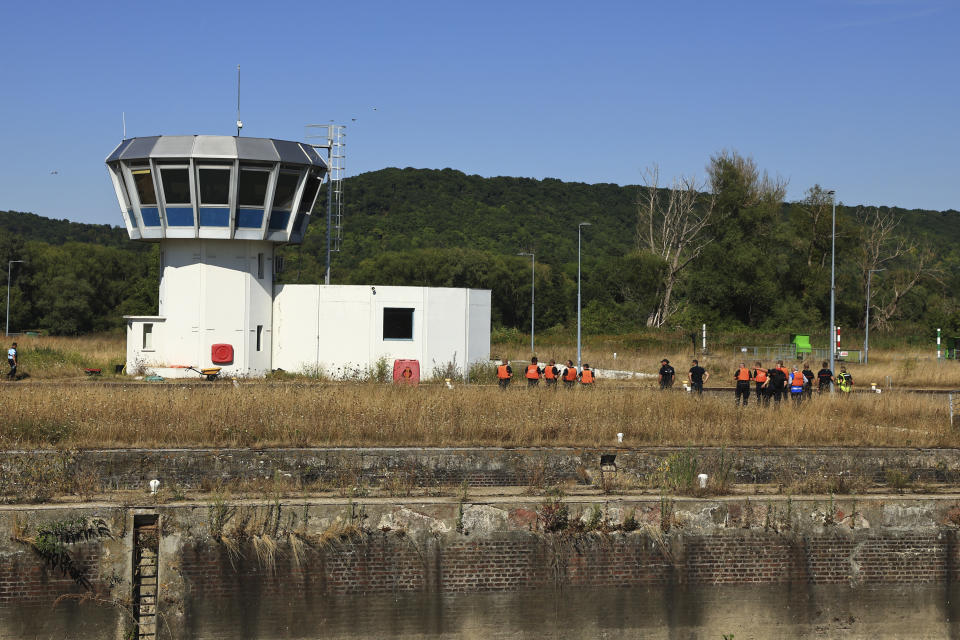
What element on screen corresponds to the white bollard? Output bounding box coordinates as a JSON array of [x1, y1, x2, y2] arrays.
[[617, 432, 623, 444], [698, 473, 708, 489], [149, 479, 160, 495]]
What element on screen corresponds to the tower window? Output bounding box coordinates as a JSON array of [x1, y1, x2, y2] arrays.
[[383, 308, 414, 340], [132, 169, 157, 205], [198, 168, 231, 205]]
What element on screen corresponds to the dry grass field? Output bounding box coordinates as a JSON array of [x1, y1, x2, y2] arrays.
[[0, 332, 956, 450]]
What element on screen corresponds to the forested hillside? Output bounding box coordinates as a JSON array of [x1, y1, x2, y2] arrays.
[[1, 153, 958, 336], [278, 158, 960, 339]]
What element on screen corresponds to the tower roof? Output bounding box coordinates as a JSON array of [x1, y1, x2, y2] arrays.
[[106, 135, 327, 168], [105, 136, 327, 243]]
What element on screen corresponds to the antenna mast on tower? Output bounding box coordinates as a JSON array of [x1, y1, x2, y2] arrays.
[[236, 65, 243, 136], [306, 123, 346, 285]]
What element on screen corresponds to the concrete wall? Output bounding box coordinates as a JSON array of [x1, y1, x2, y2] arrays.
[[5, 496, 960, 638], [6, 446, 960, 494], [272, 285, 491, 378], [126, 239, 275, 378]]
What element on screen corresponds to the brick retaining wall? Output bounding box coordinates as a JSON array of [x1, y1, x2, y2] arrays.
[[4, 495, 960, 638]]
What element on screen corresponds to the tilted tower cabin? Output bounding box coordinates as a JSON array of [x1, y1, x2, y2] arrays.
[[106, 135, 326, 377]]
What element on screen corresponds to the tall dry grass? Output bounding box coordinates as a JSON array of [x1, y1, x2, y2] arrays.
[[529, 346, 960, 390], [7, 333, 125, 379], [0, 383, 954, 450]]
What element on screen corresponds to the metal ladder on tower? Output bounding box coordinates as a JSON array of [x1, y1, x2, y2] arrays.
[[329, 124, 345, 252], [133, 515, 160, 638]]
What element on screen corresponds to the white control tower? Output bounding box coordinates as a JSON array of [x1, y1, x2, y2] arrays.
[[105, 135, 327, 377]]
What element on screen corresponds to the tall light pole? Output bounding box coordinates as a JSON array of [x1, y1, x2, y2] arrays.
[[827, 190, 836, 391], [6, 260, 23, 337], [864, 268, 885, 364], [517, 252, 535, 355], [577, 222, 592, 368]]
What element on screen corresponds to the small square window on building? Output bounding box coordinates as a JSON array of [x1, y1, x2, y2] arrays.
[[143, 323, 153, 350], [383, 308, 414, 340]]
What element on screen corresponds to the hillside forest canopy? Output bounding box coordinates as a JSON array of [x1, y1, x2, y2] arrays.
[[1, 150, 958, 342]]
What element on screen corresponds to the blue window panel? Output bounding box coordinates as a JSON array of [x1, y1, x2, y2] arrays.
[[268, 210, 291, 230], [140, 207, 161, 227], [236, 209, 264, 228], [165, 206, 194, 226], [198, 207, 230, 227]]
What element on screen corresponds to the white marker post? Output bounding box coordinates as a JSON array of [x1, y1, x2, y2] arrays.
[[938, 328, 942, 361], [702, 324, 707, 354]]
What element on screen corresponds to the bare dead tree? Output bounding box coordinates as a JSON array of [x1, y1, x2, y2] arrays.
[[797, 185, 834, 268], [857, 207, 940, 330], [872, 248, 941, 330], [858, 207, 909, 276], [637, 165, 716, 327]]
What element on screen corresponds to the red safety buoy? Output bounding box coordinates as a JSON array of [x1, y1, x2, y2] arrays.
[[211, 343, 234, 364]]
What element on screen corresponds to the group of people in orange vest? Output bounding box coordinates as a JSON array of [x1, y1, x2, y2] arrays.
[[496, 356, 595, 389], [733, 360, 851, 406], [657, 358, 853, 405]]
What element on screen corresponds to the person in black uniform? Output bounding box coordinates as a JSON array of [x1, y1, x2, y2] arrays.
[[765, 365, 787, 404], [802, 362, 815, 399], [658, 359, 675, 389], [688, 359, 708, 395], [816, 361, 833, 394]]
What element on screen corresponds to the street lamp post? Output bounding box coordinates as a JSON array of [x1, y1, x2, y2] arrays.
[[6, 260, 23, 337], [827, 190, 836, 392], [577, 222, 592, 368], [517, 252, 535, 355], [864, 268, 885, 364]]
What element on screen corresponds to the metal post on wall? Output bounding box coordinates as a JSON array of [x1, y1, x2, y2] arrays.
[[827, 190, 836, 393]]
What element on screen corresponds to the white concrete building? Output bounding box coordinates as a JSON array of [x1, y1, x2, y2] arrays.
[[107, 135, 491, 379]]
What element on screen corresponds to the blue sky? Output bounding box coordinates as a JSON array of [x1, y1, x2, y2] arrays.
[[0, 0, 957, 225]]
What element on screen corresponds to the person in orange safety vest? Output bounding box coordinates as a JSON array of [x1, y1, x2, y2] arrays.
[[752, 361, 769, 405], [734, 362, 752, 406], [543, 359, 560, 388], [562, 360, 578, 389], [496, 358, 512, 390], [525, 357, 542, 387], [579, 363, 595, 386]]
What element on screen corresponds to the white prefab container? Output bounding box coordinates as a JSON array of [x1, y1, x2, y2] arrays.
[[272, 284, 491, 380]]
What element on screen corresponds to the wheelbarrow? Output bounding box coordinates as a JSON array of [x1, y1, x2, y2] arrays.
[[186, 366, 222, 381]]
